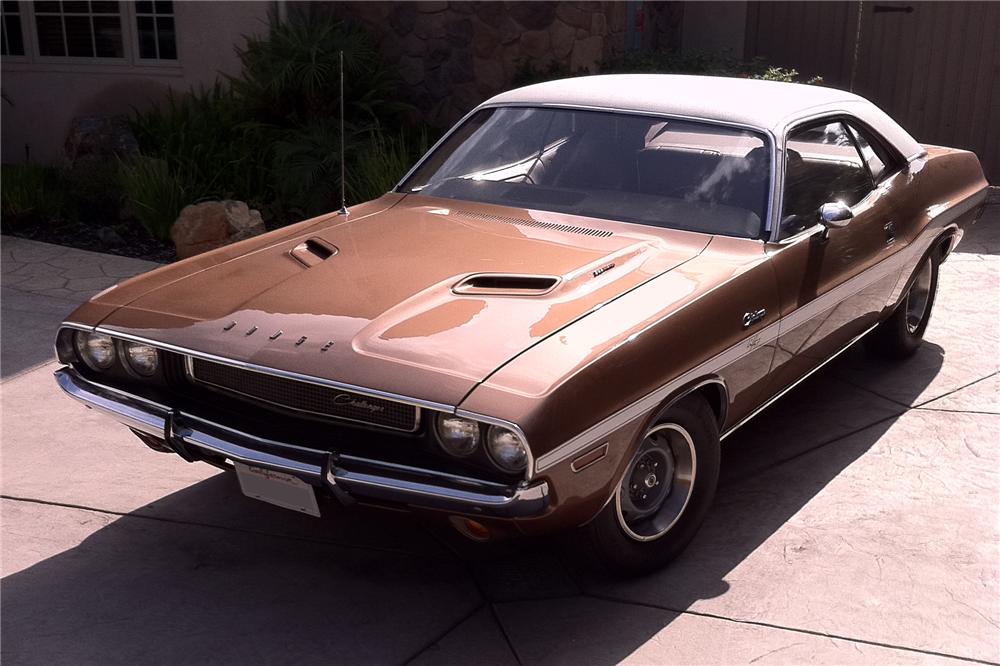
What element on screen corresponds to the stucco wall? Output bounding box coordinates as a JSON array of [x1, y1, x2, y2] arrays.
[[1, 1, 270, 164]]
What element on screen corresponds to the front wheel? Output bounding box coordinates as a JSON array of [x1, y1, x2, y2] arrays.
[[581, 395, 720, 575], [865, 253, 939, 359]]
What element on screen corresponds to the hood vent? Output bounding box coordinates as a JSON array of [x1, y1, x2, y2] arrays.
[[290, 238, 338, 267], [453, 273, 560, 296], [455, 210, 613, 238]]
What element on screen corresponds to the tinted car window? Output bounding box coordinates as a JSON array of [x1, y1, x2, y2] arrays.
[[400, 107, 772, 239], [780, 121, 873, 239]]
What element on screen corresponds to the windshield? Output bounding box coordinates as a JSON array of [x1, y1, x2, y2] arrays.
[[400, 107, 771, 239]]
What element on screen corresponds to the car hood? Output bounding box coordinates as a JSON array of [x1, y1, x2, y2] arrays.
[[97, 195, 710, 406]]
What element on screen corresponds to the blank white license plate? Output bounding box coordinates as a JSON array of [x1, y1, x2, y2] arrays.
[[234, 463, 321, 517]]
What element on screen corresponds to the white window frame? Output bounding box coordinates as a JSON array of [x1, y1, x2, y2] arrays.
[[2, 0, 180, 72], [1, 0, 30, 61]]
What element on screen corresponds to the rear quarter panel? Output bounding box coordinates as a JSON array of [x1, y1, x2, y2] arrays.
[[884, 146, 989, 307]]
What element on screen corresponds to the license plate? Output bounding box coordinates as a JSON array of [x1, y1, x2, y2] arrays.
[[234, 463, 321, 517]]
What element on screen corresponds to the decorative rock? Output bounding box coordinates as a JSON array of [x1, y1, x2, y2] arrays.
[[417, 1, 449, 13], [473, 19, 500, 58], [399, 56, 426, 86], [388, 3, 417, 34], [64, 115, 139, 164], [549, 19, 576, 60], [446, 18, 473, 46], [171, 200, 265, 259], [509, 1, 556, 30], [520, 29, 552, 60], [570, 35, 605, 74], [474, 57, 505, 91], [556, 3, 592, 30], [96, 227, 125, 247], [591, 13, 608, 37]]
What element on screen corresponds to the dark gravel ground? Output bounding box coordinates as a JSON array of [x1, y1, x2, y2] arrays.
[[2, 219, 175, 263]]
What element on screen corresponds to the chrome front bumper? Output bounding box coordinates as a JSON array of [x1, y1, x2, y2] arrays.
[[55, 367, 550, 518]]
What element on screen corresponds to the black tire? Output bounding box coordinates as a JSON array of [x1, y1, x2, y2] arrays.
[[865, 253, 939, 360], [581, 395, 720, 576]]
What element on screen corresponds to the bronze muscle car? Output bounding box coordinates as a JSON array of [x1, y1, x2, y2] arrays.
[[54, 75, 989, 573]]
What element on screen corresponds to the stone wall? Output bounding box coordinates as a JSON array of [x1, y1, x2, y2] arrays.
[[327, 1, 628, 127]]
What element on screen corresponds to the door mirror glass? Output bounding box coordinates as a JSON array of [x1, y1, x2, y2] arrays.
[[819, 201, 853, 228]]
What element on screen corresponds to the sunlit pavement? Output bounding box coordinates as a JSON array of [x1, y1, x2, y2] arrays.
[[2, 202, 997, 665]]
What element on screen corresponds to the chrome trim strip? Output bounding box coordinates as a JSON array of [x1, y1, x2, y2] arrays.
[[535, 209, 970, 474], [719, 322, 879, 440], [184, 356, 422, 434], [534, 318, 781, 473], [91, 327, 455, 413], [455, 408, 535, 483], [54, 367, 549, 518]]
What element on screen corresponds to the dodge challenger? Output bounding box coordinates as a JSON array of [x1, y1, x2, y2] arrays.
[[55, 75, 989, 573]]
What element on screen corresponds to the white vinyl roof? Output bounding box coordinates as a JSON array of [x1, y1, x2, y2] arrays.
[[483, 75, 925, 160]]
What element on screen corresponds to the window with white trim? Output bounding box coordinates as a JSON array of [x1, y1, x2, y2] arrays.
[[2, 1, 26, 56], [134, 0, 175, 60], [34, 1, 124, 58]]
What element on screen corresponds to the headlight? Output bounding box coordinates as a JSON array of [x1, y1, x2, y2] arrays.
[[435, 414, 480, 457], [74, 332, 116, 371], [486, 425, 528, 473], [123, 341, 159, 377]]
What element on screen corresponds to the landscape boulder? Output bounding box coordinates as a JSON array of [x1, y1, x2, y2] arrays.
[[64, 115, 139, 164], [171, 200, 265, 259]]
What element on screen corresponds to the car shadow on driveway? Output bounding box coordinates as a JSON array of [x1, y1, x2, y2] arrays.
[[1, 344, 944, 665]]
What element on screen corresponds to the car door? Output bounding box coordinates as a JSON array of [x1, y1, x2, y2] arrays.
[[763, 118, 903, 396]]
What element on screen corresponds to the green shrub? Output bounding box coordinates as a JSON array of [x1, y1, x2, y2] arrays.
[[230, 16, 409, 128], [601, 50, 822, 84], [129, 84, 271, 207], [118, 156, 188, 241], [1, 163, 67, 226], [65, 158, 123, 225], [349, 129, 431, 205]]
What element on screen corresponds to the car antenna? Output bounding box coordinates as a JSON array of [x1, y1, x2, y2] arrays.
[[337, 49, 349, 216]]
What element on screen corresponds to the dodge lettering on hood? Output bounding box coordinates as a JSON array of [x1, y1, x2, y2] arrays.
[[55, 75, 989, 573]]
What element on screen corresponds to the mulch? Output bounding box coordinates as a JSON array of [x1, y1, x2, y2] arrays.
[[2, 219, 176, 263]]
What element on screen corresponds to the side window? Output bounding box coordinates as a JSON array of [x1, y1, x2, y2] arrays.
[[780, 121, 873, 239], [847, 123, 893, 183]]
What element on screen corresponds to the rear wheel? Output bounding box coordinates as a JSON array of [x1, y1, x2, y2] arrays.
[[582, 395, 720, 575], [866, 254, 939, 359]]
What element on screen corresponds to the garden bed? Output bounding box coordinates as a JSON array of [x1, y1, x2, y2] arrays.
[[4, 219, 176, 263]]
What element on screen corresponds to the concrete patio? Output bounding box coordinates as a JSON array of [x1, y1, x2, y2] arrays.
[[1, 205, 997, 664]]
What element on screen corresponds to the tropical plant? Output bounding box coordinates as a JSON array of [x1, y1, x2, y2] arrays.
[[118, 156, 189, 240], [1, 163, 67, 226], [349, 129, 431, 205], [229, 16, 410, 128], [129, 84, 271, 206]]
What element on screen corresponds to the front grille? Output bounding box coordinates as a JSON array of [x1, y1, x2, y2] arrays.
[[188, 358, 419, 432]]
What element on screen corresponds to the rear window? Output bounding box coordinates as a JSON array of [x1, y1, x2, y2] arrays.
[[400, 107, 772, 239]]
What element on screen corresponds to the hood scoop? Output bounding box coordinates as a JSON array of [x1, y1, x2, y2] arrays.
[[452, 273, 560, 296], [290, 238, 338, 268], [454, 209, 613, 238]]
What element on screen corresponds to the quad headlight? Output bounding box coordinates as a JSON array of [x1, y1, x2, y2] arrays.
[[435, 414, 480, 457], [74, 332, 116, 371], [123, 341, 159, 376], [486, 425, 528, 473]]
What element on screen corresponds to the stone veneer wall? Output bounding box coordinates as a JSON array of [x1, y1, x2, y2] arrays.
[[326, 1, 628, 127]]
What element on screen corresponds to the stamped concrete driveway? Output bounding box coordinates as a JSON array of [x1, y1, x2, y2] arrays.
[[2, 204, 998, 666]]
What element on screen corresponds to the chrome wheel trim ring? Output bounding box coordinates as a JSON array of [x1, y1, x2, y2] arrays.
[[905, 259, 933, 334], [615, 423, 698, 542]]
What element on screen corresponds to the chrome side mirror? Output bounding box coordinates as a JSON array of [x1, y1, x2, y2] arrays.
[[819, 202, 853, 228]]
